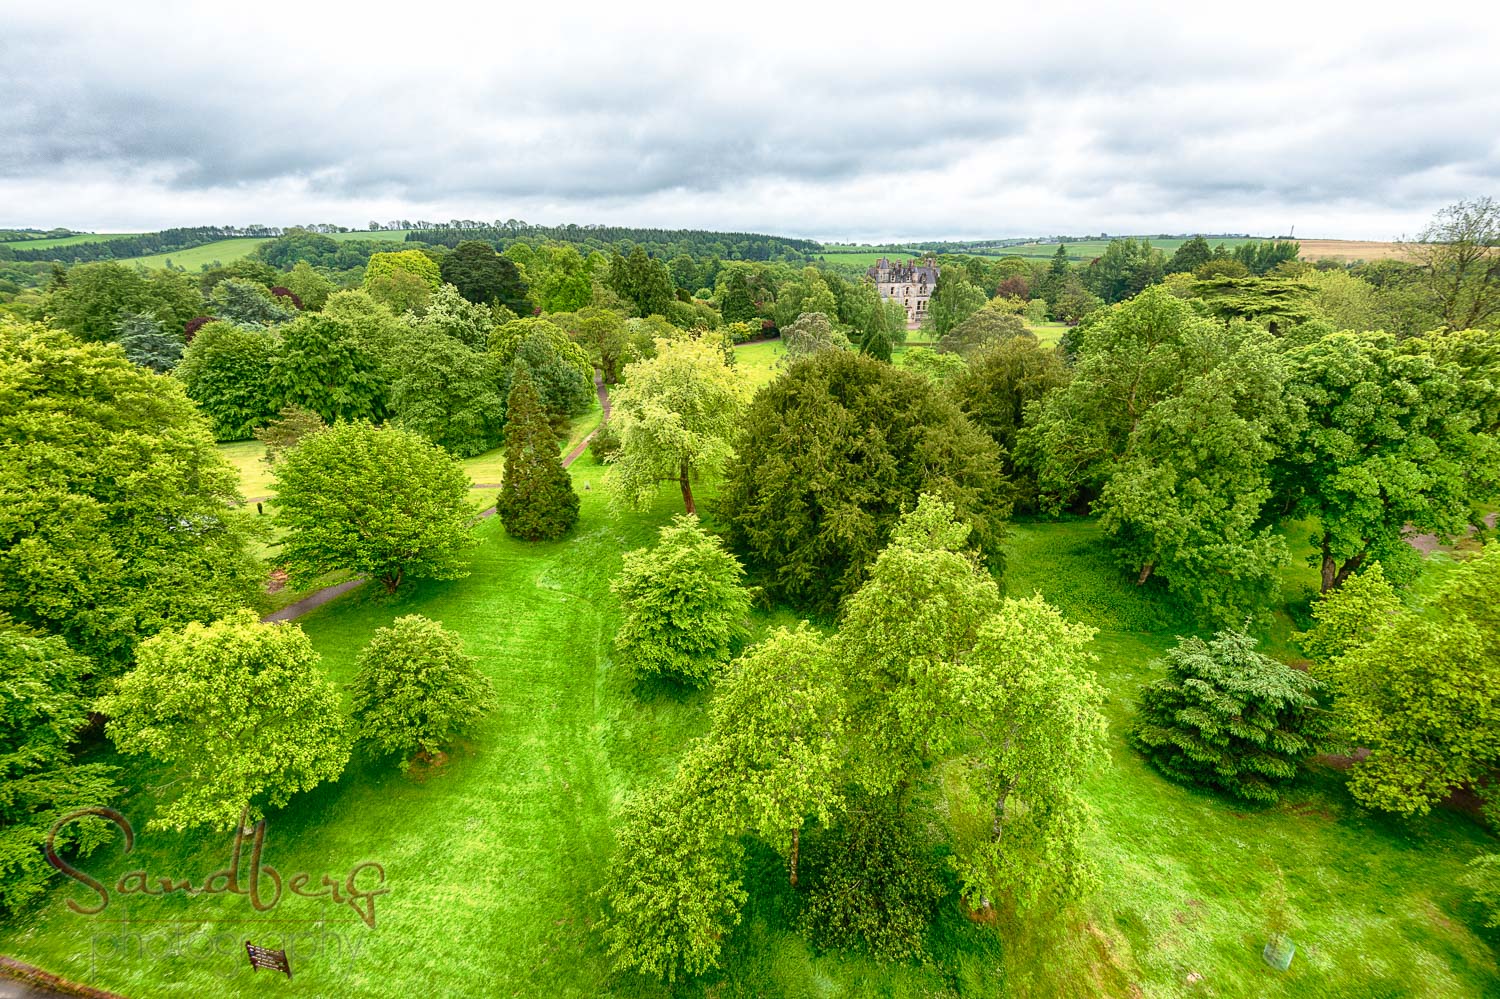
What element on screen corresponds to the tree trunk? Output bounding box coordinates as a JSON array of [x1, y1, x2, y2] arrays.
[[789, 827, 800, 887], [679, 460, 696, 515], [1319, 537, 1365, 592], [382, 569, 402, 594], [1136, 563, 1155, 586]]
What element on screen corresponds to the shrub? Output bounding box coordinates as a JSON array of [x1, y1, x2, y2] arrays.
[[588, 420, 621, 464], [1129, 631, 1330, 803], [349, 615, 496, 769], [611, 515, 751, 685]]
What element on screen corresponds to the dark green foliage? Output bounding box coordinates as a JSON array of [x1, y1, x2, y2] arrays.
[[489, 318, 595, 422], [113, 311, 183, 373], [858, 322, 893, 361], [611, 514, 750, 685], [271, 313, 387, 424], [719, 350, 1011, 611], [1168, 236, 1213, 274], [0, 626, 121, 916], [44, 262, 203, 342], [210, 277, 297, 327], [174, 321, 279, 440], [0, 321, 262, 672], [1130, 631, 1330, 803], [349, 615, 497, 770], [1233, 239, 1302, 276], [720, 267, 758, 322], [798, 799, 946, 963], [951, 338, 1070, 511], [273, 421, 476, 594], [497, 368, 579, 541], [439, 240, 531, 313], [389, 322, 508, 458], [608, 245, 675, 317], [1189, 276, 1322, 334]]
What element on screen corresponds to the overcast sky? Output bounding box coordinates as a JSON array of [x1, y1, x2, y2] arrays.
[[2, 1, 1496, 242]]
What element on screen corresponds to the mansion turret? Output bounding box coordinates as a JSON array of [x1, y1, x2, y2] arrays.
[[868, 255, 939, 327]]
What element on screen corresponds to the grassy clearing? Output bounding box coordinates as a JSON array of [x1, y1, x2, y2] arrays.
[[6, 360, 1497, 996], [117, 230, 442, 270]]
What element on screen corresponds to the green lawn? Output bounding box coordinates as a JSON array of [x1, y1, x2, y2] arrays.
[[6, 386, 1498, 996]]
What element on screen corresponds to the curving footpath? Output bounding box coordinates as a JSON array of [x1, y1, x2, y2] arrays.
[[263, 372, 611, 625]]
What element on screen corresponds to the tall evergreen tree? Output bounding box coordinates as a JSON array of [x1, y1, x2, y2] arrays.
[[497, 366, 579, 540]]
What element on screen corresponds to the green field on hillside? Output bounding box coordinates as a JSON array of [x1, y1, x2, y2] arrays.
[[990, 236, 1264, 261], [120, 230, 421, 270], [0, 232, 142, 249], [4, 340, 1497, 998]]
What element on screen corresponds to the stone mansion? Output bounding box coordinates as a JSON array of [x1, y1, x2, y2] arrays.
[[867, 255, 940, 327]]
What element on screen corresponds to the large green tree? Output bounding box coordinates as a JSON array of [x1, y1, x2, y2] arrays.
[[923, 274, 987, 338], [610, 514, 750, 685], [950, 337, 1070, 509], [1410, 197, 1500, 330], [0, 627, 120, 916], [719, 350, 1011, 611], [605, 336, 747, 514], [174, 320, 280, 440], [937, 303, 1027, 357], [46, 263, 203, 342], [1334, 546, 1500, 816], [489, 317, 595, 422], [99, 611, 347, 833], [1274, 331, 1496, 591], [0, 321, 262, 672], [273, 421, 477, 593], [497, 367, 579, 540], [608, 246, 675, 318], [271, 312, 387, 424], [439, 241, 531, 313]]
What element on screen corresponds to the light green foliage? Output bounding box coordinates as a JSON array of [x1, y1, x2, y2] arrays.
[[175, 320, 280, 440], [210, 277, 296, 327], [1300, 267, 1382, 332], [322, 289, 410, 362], [562, 307, 634, 383], [902, 345, 966, 383], [0, 321, 261, 671], [1415, 327, 1500, 436], [0, 627, 120, 916], [489, 317, 594, 420], [271, 312, 386, 424], [99, 611, 347, 833], [531, 244, 594, 313], [349, 615, 496, 769], [605, 337, 747, 514], [924, 274, 987, 338], [599, 782, 746, 981], [689, 624, 842, 846], [497, 367, 579, 541], [948, 598, 1106, 908], [611, 515, 750, 685], [283, 260, 333, 311], [1276, 331, 1495, 591], [364, 249, 442, 292], [1129, 631, 1330, 803], [1337, 546, 1500, 816], [773, 267, 839, 329], [113, 311, 182, 373], [45, 262, 203, 342], [412, 283, 494, 349], [273, 421, 477, 593], [780, 311, 851, 363], [1299, 562, 1402, 677], [938, 302, 1027, 357], [838, 496, 1004, 792]]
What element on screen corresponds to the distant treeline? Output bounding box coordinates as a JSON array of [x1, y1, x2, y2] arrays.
[[1, 226, 285, 264], [406, 223, 823, 262]]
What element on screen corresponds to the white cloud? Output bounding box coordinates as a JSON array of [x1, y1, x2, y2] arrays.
[[0, 0, 1496, 240]]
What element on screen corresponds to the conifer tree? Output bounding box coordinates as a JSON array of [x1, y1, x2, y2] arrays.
[[497, 365, 579, 540]]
